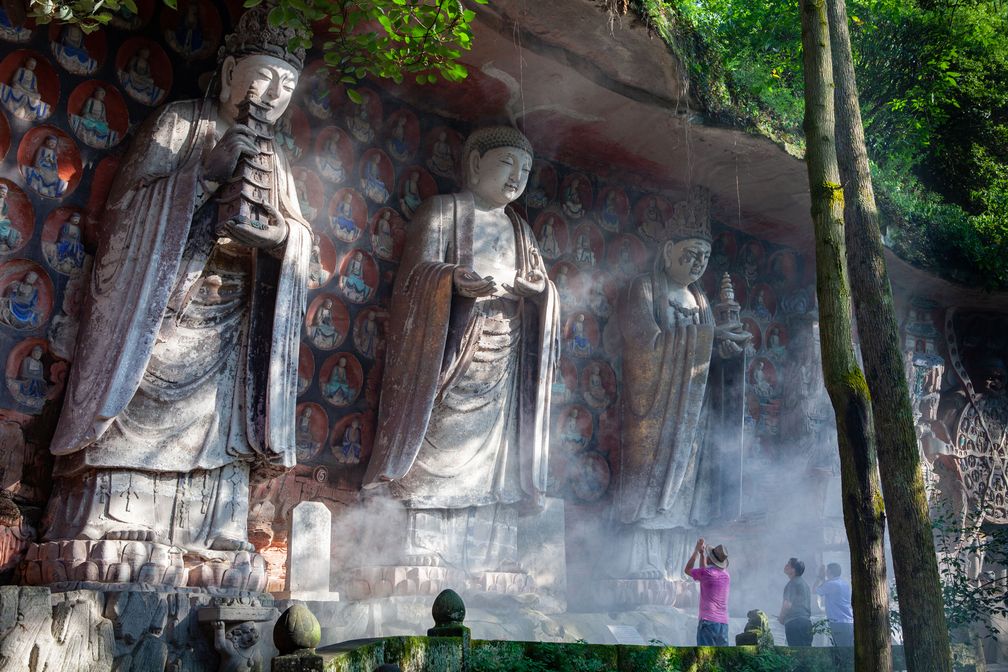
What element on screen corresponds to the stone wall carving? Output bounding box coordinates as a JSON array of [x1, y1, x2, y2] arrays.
[[0, 0, 872, 607]]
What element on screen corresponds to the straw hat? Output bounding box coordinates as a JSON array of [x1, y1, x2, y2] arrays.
[[708, 544, 729, 568]]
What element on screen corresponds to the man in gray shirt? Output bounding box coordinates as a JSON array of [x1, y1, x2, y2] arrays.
[[779, 557, 813, 645]]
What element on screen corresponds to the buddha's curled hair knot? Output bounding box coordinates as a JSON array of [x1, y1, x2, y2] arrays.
[[462, 126, 534, 163]]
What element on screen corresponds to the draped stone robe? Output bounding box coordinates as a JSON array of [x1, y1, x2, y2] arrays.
[[618, 273, 720, 529], [45, 98, 311, 550], [364, 193, 559, 512]]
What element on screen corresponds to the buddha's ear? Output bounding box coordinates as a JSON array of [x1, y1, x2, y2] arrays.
[[219, 55, 237, 104], [661, 240, 675, 270], [466, 149, 482, 186]]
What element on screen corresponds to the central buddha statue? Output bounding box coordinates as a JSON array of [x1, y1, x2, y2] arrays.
[[39, 7, 310, 574], [364, 126, 559, 574]]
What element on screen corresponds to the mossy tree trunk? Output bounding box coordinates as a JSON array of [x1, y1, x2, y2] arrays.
[[799, 1, 892, 670], [824, 0, 954, 669]]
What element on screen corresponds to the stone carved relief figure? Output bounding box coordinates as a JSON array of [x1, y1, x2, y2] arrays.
[[70, 87, 119, 149], [562, 177, 585, 219], [0, 56, 51, 121], [360, 153, 389, 203], [427, 130, 456, 178], [345, 91, 374, 143], [50, 212, 86, 273], [13, 345, 49, 410], [118, 47, 164, 105], [323, 356, 357, 407], [43, 9, 310, 558], [538, 216, 560, 259], [336, 418, 362, 464], [52, 24, 97, 75], [364, 126, 559, 573], [0, 184, 23, 252], [399, 170, 422, 218], [309, 298, 341, 349], [340, 250, 371, 303], [0, 270, 41, 329], [165, 3, 211, 61], [331, 192, 356, 241], [373, 210, 395, 258], [617, 187, 749, 579], [24, 136, 67, 197], [213, 621, 261, 672], [318, 135, 345, 184], [307, 240, 327, 285], [295, 406, 320, 460]]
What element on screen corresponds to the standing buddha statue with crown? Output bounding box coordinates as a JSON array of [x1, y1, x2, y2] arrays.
[[30, 5, 311, 591], [616, 186, 751, 581]]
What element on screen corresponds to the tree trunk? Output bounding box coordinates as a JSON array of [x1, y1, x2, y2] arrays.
[[824, 0, 954, 669], [799, 1, 892, 670]]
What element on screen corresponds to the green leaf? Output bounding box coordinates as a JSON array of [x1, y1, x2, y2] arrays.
[[346, 88, 363, 104], [243, 0, 262, 7]]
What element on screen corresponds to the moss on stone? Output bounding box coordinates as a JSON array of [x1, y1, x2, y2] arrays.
[[323, 637, 871, 672]]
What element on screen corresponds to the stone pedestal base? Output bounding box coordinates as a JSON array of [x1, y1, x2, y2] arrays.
[[470, 570, 536, 595], [344, 566, 538, 601], [0, 584, 281, 672], [19, 539, 268, 591], [594, 578, 697, 609], [344, 565, 466, 600]]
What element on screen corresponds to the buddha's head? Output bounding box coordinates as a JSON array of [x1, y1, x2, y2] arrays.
[[661, 237, 711, 288], [462, 126, 533, 209], [216, 5, 305, 124]]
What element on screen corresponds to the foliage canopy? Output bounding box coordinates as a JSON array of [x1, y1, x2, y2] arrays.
[[641, 0, 1008, 289], [21, 0, 484, 92]]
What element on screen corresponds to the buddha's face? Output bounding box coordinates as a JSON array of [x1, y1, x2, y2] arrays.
[[663, 238, 711, 287], [220, 54, 299, 124], [467, 146, 532, 208]]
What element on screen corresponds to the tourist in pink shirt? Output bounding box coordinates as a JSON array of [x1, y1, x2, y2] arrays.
[[684, 537, 730, 646]]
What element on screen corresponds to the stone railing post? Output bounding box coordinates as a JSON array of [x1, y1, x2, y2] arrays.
[[271, 604, 323, 672], [427, 589, 470, 672]]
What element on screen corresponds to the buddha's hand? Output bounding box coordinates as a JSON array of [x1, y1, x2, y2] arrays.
[[453, 266, 496, 298], [506, 270, 546, 297], [715, 325, 751, 359], [223, 202, 288, 249], [203, 123, 259, 184]]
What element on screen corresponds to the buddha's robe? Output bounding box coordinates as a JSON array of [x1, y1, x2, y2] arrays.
[[364, 193, 559, 512], [618, 274, 721, 529], [46, 98, 311, 549]]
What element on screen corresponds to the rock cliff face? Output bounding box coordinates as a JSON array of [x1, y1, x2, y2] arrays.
[[0, 0, 1005, 659]]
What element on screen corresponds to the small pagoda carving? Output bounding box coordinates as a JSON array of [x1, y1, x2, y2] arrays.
[[217, 89, 279, 235]]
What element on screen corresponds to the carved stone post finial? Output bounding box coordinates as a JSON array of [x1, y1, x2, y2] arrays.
[[272, 604, 322, 672], [428, 588, 470, 640]]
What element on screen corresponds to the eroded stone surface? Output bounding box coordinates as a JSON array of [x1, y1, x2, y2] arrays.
[[19, 540, 268, 592]]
